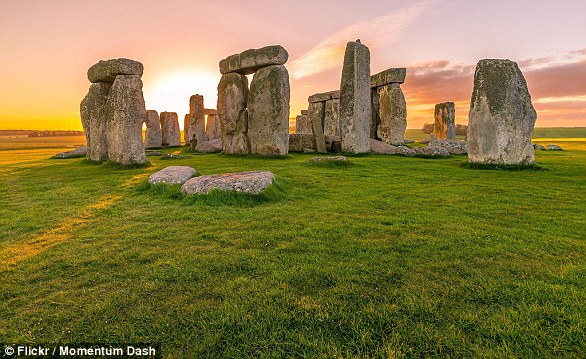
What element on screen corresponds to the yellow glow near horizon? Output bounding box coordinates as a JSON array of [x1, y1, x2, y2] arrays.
[[143, 70, 220, 129]]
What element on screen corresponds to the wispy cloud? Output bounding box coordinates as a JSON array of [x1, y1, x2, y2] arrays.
[[288, 0, 437, 80]]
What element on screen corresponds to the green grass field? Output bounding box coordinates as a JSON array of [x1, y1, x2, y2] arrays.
[[1, 139, 585, 357]]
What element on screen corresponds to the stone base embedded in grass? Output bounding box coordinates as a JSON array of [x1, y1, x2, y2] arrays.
[[414, 146, 450, 158], [546, 144, 563, 151], [145, 150, 163, 156], [310, 156, 348, 162], [461, 162, 545, 171], [52, 146, 88, 159], [148, 166, 197, 185], [160, 153, 192, 160], [181, 170, 274, 195]]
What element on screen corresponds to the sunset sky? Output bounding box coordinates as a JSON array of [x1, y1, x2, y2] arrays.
[[0, 0, 585, 130]]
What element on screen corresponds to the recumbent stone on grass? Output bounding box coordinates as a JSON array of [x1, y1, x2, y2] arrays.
[[181, 171, 275, 195], [148, 166, 197, 185]]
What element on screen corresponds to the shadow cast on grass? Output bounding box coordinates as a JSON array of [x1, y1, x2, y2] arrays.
[[80, 159, 152, 170], [460, 162, 547, 171], [136, 178, 288, 207]]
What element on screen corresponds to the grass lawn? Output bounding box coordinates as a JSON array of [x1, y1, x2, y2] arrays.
[[1, 142, 585, 357]]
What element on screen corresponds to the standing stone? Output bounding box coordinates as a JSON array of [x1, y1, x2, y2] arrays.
[[185, 95, 208, 145], [144, 110, 162, 148], [80, 82, 112, 161], [183, 114, 192, 144], [248, 65, 290, 155], [295, 113, 311, 134], [217, 73, 250, 154], [105, 75, 147, 164], [160, 112, 181, 147], [339, 40, 371, 153], [206, 114, 221, 140], [370, 88, 380, 139], [309, 102, 327, 153], [434, 102, 456, 140], [468, 59, 537, 165], [323, 99, 340, 137], [377, 83, 407, 145]]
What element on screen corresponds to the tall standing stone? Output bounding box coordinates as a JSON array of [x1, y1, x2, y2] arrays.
[[377, 83, 407, 145], [323, 91, 340, 137], [467, 59, 537, 165], [248, 65, 290, 155], [217, 73, 249, 154], [144, 110, 162, 148], [309, 102, 327, 153], [160, 112, 181, 147], [433, 102, 456, 140], [206, 113, 221, 140], [106, 75, 148, 164], [80, 82, 112, 161], [185, 95, 207, 145], [339, 40, 371, 153], [295, 112, 311, 134]]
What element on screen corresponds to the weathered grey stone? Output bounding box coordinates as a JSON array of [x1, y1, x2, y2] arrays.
[[301, 110, 308, 115], [160, 153, 191, 160], [370, 138, 398, 154], [53, 146, 88, 159], [219, 45, 288, 75], [105, 75, 148, 165], [434, 102, 456, 140], [377, 83, 406, 145], [533, 143, 546, 151], [160, 112, 181, 147], [309, 102, 327, 153], [416, 146, 450, 157], [308, 90, 340, 103], [183, 114, 191, 144], [144, 110, 162, 148], [289, 134, 317, 152], [87, 58, 143, 83], [148, 166, 196, 185], [181, 170, 274, 195], [217, 73, 250, 154], [145, 150, 162, 156], [326, 135, 342, 153], [80, 82, 111, 161], [295, 114, 312, 134], [195, 138, 223, 153], [370, 88, 380, 139], [248, 65, 290, 155], [468, 59, 537, 165], [323, 99, 340, 137], [430, 138, 467, 155], [546, 144, 563, 151], [185, 95, 208, 145], [206, 114, 221, 140], [340, 40, 371, 153], [310, 156, 347, 162], [370, 68, 406, 88]]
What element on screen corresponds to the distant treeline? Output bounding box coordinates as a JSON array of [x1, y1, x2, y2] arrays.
[[28, 130, 85, 137], [422, 123, 467, 135]]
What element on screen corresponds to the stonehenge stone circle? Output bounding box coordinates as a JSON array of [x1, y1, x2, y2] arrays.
[[219, 45, 288, 75], [144, 110, 162, 148], [217, 73, 250, 154], [217, 45, 290, 155], [339, 40, 371, 153], [248, 65, 290, 155], [80, 58, 148, 165], [467, 59, 537, 165], [181, 170, 275, 195], [307, 90, 340, 147], [159, 111, 181, 147], [434, 102, 456, 140], [370, 68, 407, 145], [184, 95, 208, 145]]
